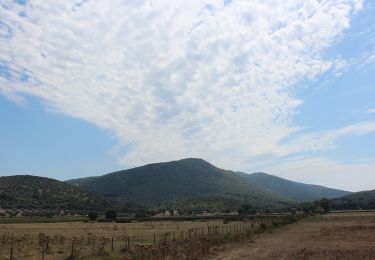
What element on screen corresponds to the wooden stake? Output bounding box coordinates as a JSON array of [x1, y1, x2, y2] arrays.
[[9, 246, 13, 260]]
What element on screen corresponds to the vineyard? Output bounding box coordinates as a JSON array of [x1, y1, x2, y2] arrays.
[[0, 215, 301, 259]]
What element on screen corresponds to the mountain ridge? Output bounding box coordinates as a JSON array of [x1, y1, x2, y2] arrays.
[[67, 158, 292, 209], [331, 189, 375, 210], [237, 171, 350, 202], [0, 175, 111, 212]]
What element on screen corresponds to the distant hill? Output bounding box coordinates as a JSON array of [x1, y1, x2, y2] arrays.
[[331, 190, 375, 210], [237, 172, 350, 202], [67, 158, 292, 210], [0, 175, 111, 212]]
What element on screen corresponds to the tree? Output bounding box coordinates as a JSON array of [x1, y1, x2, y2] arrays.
[[88, 211, 98, 221], [318, 198, 331, 213], [238, 204, 256, 215], [105, 209, 117, 221], [301, 202, 314, 214]]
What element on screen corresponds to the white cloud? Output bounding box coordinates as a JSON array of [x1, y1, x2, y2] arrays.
[[264, 157, 375, 192], [274, 121, 375, 157], [367, 108, 375, 113], [0, 0, 368, 168]]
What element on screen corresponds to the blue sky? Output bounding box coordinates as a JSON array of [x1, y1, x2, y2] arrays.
[[0, 0, 374, 191]]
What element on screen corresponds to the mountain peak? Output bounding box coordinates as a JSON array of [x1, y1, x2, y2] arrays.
[[161, 157, 212, 165], [172, 157, 214, 166], [67, 158, 287, 207]]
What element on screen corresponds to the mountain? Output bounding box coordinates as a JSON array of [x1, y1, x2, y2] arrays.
[[237, 172, 350, 202], [331, 190, 375, 210], [67, 158, 292, 210], [0, 175, 111, 212]]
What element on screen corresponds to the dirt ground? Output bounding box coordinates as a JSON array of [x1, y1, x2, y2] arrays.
[[210, 212, 375, 260]]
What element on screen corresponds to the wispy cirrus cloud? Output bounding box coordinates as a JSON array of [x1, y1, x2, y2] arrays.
[[0, 0, 372, 169]]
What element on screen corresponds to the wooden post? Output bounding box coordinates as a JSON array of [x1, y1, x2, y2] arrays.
[[153, 233, 156, 246], [9, 246, 13, 260], [70, 240, 74, 257], [92, 238, 95, 256], [111, 237, 114, 252], [41, 240, 45, 260]]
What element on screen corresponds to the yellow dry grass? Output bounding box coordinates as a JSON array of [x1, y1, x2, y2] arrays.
[[211, 212, 375, 260], [0, 219, 238, 259]]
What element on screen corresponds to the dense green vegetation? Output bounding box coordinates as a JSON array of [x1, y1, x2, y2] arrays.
[[238, 172, 350, 202], [331, 189, 375, 210], [68, 158, 292, 209], [0, 175, 111, 213], [2, 159, 371, 216], [300, 198, 331, 214], [153, 195, 291, 215]]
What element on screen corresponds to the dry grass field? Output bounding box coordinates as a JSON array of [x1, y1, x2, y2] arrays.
[[211, 212, 375, 260], [0, 218, 263, 259], [3, 213, 371, 259]]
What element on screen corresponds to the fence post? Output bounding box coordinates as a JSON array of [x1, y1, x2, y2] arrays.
[[70, 240, 74, 257], [111, 237, 114, 252], [92, 238, 95, 256], [9, 246, 13, 260], [41, 240, 45, 260]]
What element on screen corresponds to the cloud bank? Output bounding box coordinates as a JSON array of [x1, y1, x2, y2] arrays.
[[0, 0, 371, 169]]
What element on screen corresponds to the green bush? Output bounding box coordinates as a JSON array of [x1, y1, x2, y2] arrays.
[[88, 211, 98, 221], [115, 217, 132, 223], [105, 209, 117, 221]]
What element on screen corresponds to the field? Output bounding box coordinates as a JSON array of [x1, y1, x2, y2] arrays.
[[0, 215, 295, 259], [3, 212, 372, 259], [211, 212, 375, 259]]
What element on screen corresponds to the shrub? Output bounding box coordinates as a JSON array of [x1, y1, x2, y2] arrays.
[[314, 207, 325, 214], [105, 209, 117, 221], [115, 217, 132, 223], [238, 204, 256, 215], [260, 223, 267, 230], [88, 211, 98, 221]]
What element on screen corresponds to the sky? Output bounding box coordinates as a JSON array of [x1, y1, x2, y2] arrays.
[[0, 0, 374, 192]]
